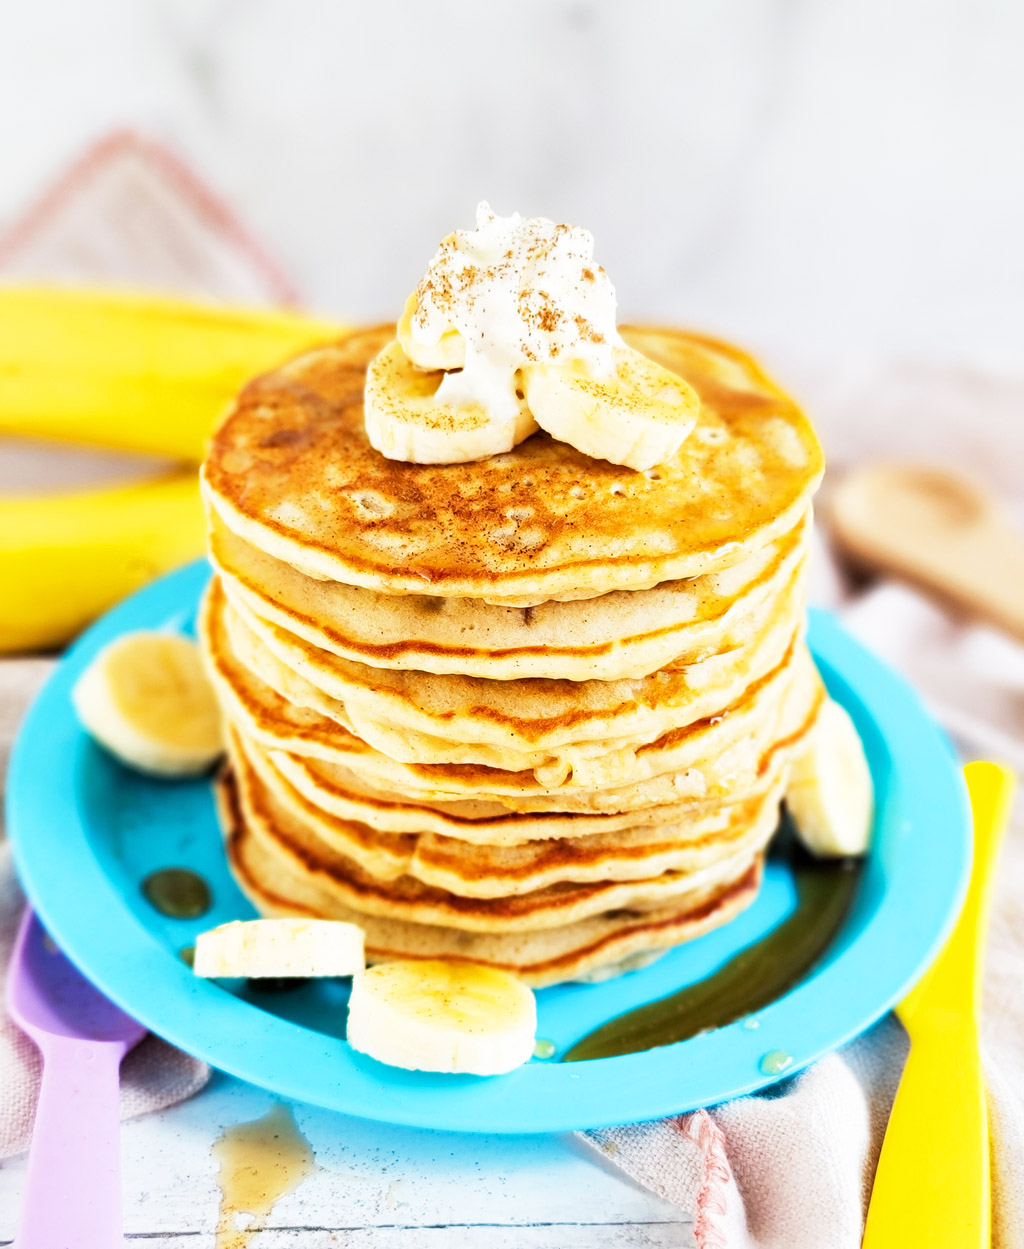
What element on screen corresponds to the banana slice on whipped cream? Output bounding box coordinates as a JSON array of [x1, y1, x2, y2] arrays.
[[364, 339, 537, 464], [523, 346, 700, 471], [397, 292, 465, 371], [366, 204, 700, 471]]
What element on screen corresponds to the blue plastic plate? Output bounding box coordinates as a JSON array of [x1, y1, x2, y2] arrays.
[[7, 562, 970, 1133]]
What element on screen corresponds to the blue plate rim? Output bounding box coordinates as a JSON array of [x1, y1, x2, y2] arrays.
[[6, 562, 971, 1133]]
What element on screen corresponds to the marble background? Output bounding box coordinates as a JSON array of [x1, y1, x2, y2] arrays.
[[2, 0, 1021, 357], [0, 0, 1021, 483]]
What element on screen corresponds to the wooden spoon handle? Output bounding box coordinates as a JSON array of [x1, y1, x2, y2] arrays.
[[829, 464, 1024, 641]]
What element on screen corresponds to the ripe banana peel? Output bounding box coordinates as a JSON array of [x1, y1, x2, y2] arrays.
[[0, 470, 206, 654], [0, 287, 346, 460], [0, 287, 347, 652]]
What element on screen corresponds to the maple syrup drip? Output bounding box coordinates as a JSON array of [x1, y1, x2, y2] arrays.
[[563, 826, 862, 1062], [212, 1103, 315, 1249]]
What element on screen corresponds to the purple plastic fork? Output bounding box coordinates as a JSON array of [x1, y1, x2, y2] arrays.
[[5, 908, 146, 1249]]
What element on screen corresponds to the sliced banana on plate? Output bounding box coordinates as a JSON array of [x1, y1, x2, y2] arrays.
[[786, 698, 874, 857], [346, 959, 537, 1075], [73, 631, 224, 777], [364, 340, 537, 464], [523, 345, 700, 472], [194, 918, 365, 979], [397, 292, 465, 371]]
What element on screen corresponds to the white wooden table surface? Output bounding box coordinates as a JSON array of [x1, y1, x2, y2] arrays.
[[0, 1073, 691, 1247]]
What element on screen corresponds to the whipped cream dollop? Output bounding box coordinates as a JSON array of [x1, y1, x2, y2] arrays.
[[366, 203, 699, 470], [404, 203, 623, 424]]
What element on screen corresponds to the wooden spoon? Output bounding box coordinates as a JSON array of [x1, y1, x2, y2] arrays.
[[828, 464, 1024, 642]]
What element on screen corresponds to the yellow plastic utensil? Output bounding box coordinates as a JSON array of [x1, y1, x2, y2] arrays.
[[862, 759, 1015, 1248]]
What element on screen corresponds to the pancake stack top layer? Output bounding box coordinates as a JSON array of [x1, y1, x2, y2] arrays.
[[198, 312, 825, 986], [202, 324, 821, 606]]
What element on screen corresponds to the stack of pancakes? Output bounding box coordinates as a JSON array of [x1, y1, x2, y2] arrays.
[[199, 325, 825, 986]]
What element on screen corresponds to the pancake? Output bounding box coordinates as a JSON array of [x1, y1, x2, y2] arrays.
[[258, 653, 818, 840], [199, 305, 829, 985], [219, 770, 764, 988], [208, 506, 810, 682], [201, 325, 823, 603], [230, 736, 772, 933], [264, 740, 791, 844], [217, 568, 806, 780], [199, 579, 825, 812], [232, 724, 786, 897]]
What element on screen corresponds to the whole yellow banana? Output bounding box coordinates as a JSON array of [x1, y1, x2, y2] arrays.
[[0, 470, 205, 653], [0, 288, 346, 461]]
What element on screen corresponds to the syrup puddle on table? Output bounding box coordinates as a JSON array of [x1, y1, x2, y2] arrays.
[[212, 1102, 315, 1249]]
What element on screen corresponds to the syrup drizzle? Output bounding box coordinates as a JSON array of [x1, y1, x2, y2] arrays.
[[212, 1103, 315, 1249]]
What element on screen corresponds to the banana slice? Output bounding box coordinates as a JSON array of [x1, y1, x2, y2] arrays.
[[523, 345, 700, 471], [397, 292, 465, 371], [194, 918, 365, 978], [786, 699, 874, 857], [365, 340, 537, 464], [73, 632, 224, 776], [346, 959, 537, 1075]]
